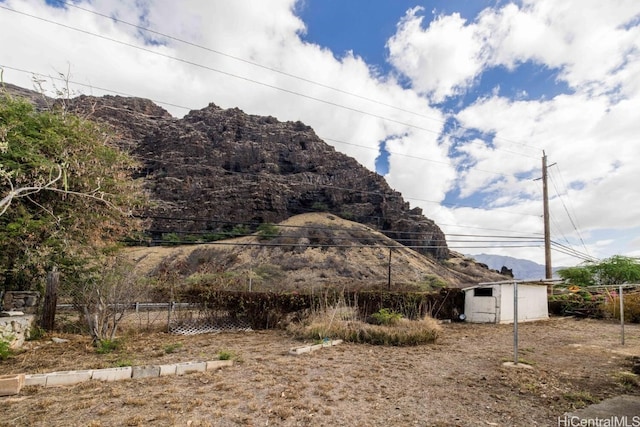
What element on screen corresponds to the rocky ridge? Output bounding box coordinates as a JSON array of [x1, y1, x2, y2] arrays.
[[61, 90, 449, 260]]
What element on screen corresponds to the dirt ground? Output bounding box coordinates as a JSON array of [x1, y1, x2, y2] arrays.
[[1, 317, 639, 426]]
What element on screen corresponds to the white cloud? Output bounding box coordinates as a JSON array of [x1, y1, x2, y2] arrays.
[[479, 0, 640, 95], [384, 129, 456, 205], [386, 7, 486, 102]]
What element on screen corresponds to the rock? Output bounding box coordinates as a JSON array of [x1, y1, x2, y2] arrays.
[[0, 311, 24, 317], [51, 337, 69, 344]]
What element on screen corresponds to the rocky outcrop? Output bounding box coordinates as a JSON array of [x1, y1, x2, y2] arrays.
[[5, 84, 449, 260]]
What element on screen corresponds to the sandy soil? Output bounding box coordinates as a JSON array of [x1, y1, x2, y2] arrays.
[[1, 317, 639, 426]]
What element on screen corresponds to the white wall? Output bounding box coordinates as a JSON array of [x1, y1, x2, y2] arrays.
[[465, 284, 548, 324], [464, 285, 499, 323]]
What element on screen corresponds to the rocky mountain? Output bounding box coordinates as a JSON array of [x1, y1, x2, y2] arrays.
[[59, 89, 449, 260], [4, 83, 507, 286]]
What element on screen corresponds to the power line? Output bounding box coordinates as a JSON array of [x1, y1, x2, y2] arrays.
[[1, 64, 534, 187], [135, 219, 591, 259], [0, 65, 193, 112], [534, 164, 591, 261], [144, 231, 540, 247], [402, 195, 540, 217], [0, 5, 445, 137], [5, 66, 556, 254], [50, 0, 542, 156], [324, 136, 516, 178], [532, 161, 588, 263], [138, 214, 544, 241], [550, 241, 598, 263], [0, 22, 566, 250], [115, 146, 543, 217], [0, 3, 541, 160], [549, 164, 591, 257], [3, 69, 546, 237], [127, 239, 544, 251], [49, 1, 436, 121]]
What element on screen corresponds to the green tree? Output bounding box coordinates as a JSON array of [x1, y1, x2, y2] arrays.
[[558, 256, 640, 287], [0, 92, 146, 294]]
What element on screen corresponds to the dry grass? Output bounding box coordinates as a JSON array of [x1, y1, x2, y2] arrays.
[[1, 318, 639, 426], [123, 213, 506, 292], [288, 308, 441, 346]]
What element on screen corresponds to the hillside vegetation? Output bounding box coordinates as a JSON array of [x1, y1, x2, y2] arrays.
[[126, 213, 506, 290]]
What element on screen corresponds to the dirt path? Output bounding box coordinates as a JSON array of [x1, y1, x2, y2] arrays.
[[1, 317, 639, 426]]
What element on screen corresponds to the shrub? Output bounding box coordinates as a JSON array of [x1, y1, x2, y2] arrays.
[[369, 308, 402, 326], [218, 350, 235, 360], [95, 338, 123, 354], [162, 233, 182, 245], [0, 336, 13, 360], [257, 223, 279, 240], [201, 232, 226, 242], [254, 264, 285, 282], [602, 292, 640, 323], [76, 256, 147, 342], [229, 225, 250, 238], [562, 391, 598, 408], [420, 275, 448, 290], [547, 292, 605, 318], [615, 371, 639, 389], [340, 211, 354, 220], [27, 325, 46, 341], [550, 290, 640, 322], [311, 202, 329, 212], [164, 343, 183, 354]]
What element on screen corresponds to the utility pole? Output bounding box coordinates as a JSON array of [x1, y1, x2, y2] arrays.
[[388, 248, 392, 290], [542, 151, 552, 279]]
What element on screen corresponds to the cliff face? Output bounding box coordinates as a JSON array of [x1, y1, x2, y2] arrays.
[[6, 84, 449, 260]]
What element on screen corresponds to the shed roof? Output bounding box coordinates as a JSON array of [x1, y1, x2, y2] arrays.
[[462, 279, 561, 292]]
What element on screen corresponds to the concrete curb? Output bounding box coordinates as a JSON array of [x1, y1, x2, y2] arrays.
[[45, 370, 93, 387], [0, 374, 25, 396], [2, 359, 234, 395], [289, 339, 343, 355], [175, 361, 207, 375], [91, 367, 132, 382], [131, 365, 160, 379]]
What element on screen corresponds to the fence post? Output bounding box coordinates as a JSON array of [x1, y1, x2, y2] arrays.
[[619, 285, 625, 345], [41, 269, 59, 331], [513, 280, 519, 365]]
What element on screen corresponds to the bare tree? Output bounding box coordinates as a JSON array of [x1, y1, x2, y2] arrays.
[[76, 256, 148, 342]]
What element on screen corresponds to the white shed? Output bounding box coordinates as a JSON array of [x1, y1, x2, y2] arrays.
[[463, 281, 549, 324]]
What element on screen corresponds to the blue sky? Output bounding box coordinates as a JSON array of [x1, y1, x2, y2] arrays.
[[1, 0, 640, 268], [298, 0, 497, 73], [298, 1, 572, 105]]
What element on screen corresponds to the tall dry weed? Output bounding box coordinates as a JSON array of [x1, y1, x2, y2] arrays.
[[288, 308, 440, 346]]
